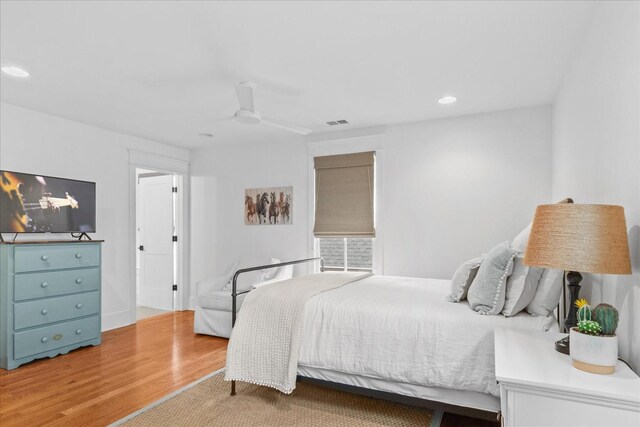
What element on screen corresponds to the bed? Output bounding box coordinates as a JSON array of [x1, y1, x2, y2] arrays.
[[225, 258, 559, 421]]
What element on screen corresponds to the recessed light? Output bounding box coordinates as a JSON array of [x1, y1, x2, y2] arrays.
[[199, 133, 214, 138], [438, 96, 457, 105], [1, 66, 30, 78]]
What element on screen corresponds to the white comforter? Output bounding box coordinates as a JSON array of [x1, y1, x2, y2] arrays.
[[225, 272, 372, 393], [298, 275, 557, 397]]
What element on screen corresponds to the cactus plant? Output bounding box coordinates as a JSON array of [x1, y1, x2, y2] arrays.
[[577, 320, 602, 336], [575, 298, 592, 322], [593, 303, 619, 335]]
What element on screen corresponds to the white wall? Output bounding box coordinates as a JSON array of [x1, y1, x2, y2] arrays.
[[384, 106, 552, 278], [552, 2, 640, 372], [189, 137, 308, 308], [191, 106, 552, 305], [0, 102, 189, 330]]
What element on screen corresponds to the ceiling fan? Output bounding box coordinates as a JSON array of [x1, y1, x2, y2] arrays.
[[230, 81, 312, 135]]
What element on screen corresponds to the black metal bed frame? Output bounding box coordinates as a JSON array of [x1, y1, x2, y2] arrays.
[[228, 256, 499, 422], [230, 257, 324, 396]]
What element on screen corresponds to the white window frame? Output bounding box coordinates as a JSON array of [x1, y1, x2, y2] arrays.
[[307, 131, 385, 275]]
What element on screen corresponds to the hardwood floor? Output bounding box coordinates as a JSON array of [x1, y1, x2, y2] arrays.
[[0, 311, 498, 427], [0, 311, 227, 427]]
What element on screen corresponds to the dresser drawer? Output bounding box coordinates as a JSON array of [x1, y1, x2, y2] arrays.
[[14, 244, 100, 273], [13, 268, 100, 301], [14, 291, 100, 330], [13, 316, 100, 360]]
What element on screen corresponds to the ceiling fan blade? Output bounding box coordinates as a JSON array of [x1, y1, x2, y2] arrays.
[[261, 117, 312, 135], [235, 82, 256, 112]]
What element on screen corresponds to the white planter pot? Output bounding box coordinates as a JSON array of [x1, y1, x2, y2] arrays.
[[570, 328, 618, 375]]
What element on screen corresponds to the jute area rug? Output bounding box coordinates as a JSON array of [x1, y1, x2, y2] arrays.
[[114, 369, 442, 427]]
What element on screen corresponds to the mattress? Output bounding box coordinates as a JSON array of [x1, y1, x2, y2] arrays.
[[297, 275, 558, 398]]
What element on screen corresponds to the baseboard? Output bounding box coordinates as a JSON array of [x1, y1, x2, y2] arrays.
[[102, 310, 134, 331]]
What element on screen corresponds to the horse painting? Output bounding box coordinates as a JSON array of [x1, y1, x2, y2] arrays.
[[256, 192, 269, 224], [282, 194, 291, 223], [244, 186, 293, 225], [244, 195, 257, 224], [277, 192, 285, 222], [268, 192, 279, 224]]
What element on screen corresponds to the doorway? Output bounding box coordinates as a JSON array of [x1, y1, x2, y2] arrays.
[[135, 168, 178, 320]]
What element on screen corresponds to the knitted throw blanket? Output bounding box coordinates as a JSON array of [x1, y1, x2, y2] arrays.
[[225, 272, 372, 394]]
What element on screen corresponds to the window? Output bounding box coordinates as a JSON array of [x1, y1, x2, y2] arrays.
[[313, 151, 375, 272], [318, 237, 373, 272]]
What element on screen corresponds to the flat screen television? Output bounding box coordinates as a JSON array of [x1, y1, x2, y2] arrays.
[[0, 170, 96, 234]]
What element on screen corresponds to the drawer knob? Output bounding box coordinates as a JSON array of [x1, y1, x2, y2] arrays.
[[76, 278, 83, 284], [76, 303, 83, 309], [41, 337, 48, 343], [41, 255, 49, 261], [41, 309, 48, 315], [41, 282, 49, 288], [75, 253, 82, 259], [76, 329, 82, 335]]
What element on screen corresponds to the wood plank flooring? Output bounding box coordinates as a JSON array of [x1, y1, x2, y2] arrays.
[[0, 311, 227, 426], [0, 311, 498, 427]]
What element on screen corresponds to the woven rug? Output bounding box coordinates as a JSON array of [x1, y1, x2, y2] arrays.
[[114, 369, 442, 427]]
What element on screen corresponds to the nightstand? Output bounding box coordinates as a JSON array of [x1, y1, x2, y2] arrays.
[[494, 328, 640, 427]]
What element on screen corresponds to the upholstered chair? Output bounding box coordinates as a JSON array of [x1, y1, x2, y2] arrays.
[[194, 260, 293, 338]]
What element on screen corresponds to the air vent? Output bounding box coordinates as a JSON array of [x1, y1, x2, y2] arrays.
[[326, 120, 349, 126]]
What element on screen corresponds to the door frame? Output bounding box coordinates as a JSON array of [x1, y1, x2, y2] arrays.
[[128, 150, 190, 324]]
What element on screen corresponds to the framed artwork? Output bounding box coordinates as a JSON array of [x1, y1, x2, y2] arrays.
[[245, 186, 292, 225]]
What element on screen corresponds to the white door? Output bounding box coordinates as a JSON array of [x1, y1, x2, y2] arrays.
[[138, 174, 174, 310]]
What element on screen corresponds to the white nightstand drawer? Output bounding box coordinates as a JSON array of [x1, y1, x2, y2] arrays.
[[502, 385, 640, 427]]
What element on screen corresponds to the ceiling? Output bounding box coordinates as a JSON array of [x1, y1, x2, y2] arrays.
[[0, 1, 596, 149]]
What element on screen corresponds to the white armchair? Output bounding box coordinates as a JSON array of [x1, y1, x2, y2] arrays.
[[193, 259, 293, 338]]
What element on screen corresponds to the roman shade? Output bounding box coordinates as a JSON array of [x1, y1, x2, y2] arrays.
[[313, 151, 375, 237]]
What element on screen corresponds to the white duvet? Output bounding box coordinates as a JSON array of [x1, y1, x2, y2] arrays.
[[298, 275, 557, 397]]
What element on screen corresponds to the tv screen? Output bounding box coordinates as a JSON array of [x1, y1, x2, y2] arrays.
[[0, 170, 96, 233]]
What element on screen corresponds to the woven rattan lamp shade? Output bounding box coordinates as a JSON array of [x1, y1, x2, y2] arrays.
[[524, 204, 631, 274]]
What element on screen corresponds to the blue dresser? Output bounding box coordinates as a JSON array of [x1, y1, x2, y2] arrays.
[[0, 241, 102, 370]]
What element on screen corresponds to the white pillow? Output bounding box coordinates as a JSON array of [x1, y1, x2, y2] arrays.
[[502, 256, 543, 317], [226, 270, 265, 293], [446, 256, 485, 303], [526, 269, 564, 316], [219, 260, 239, 291], [467, 242, 518, 315], [511, 223, 532, 253], [261, 258, 282, 281]]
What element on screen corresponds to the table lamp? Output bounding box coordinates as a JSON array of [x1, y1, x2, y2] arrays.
[[524, 203, 631, 354]]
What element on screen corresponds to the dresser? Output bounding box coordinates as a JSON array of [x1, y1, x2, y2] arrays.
[[0, 241, 103, 370], [495, 327, 640, 427]]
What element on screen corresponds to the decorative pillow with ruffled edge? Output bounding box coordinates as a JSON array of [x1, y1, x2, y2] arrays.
[[446, 255, 485, 302], [467, 242, 518, 315]]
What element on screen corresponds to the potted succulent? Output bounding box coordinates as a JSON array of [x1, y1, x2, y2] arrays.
[[569, 299, 619, 374]]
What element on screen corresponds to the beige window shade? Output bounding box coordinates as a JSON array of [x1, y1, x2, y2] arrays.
[[313, 151, 375, 237]]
